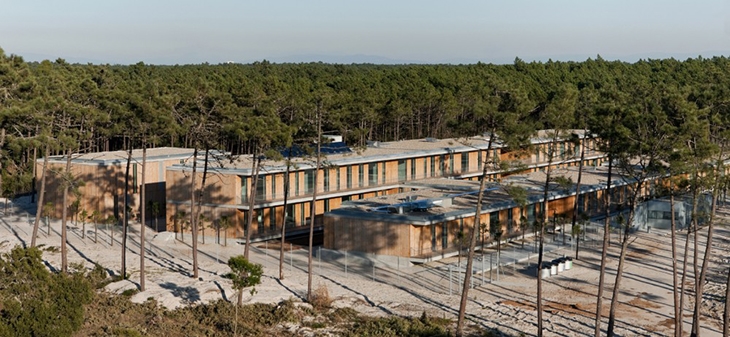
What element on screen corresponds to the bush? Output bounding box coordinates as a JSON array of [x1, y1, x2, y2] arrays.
[[344, 315, 452, 337], [122, 288, 139, 297], [0, 246, 94, 337]]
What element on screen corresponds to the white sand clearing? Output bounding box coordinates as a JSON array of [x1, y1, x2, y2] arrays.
[[1, 196, 727, 336]]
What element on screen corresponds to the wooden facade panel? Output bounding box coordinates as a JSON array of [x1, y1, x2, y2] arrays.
[[384, 161, 398, 182]]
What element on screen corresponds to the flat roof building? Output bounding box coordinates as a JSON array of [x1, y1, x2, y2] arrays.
[[36, 130, 607, 241], [323, 164, 652, 261]]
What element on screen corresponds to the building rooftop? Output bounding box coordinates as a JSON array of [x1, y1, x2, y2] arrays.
[[43, 147, 195, 166], [167, 129, 593, 175], [326, 163, 633, 226]]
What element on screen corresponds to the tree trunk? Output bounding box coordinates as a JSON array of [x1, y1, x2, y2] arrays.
[[140, 142, 147, 291], [121, 146, 132, 278], [690, 180, 719, 337], [571, 131, 586, 260], [682, 172, 701, 336], [31, 128, 38, 203], [31, 145, 50, 247], [0, 128, 5, 205], [308, 115, 322, 302], [190, 147, 199, 279], [691, 148, 725, 337], [244, 153, 262, 259], [670, 184, 681, 337], [536, 139, 557, 337], [61, 148, 72, 273], [280, 147, 292, 280], [456, 134, 494, 337], [606, 182, 642, 336], [680, 172, 700, 337], [724, 262, 730, 337], [196, 148, 210, 248], [595, 154, 613, 337]]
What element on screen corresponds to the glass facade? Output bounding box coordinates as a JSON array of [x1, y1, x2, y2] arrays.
[[368, 163, 378, 185], [304, 170, 314, 194], [461, 153, 469, 174], [323, 169, 329, 192], [398, 160, 407, 181], [346, 166, 352, 189], [410, 158, 416, 180]]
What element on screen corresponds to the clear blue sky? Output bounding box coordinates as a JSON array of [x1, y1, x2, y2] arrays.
[[1, 0, 728, 65]]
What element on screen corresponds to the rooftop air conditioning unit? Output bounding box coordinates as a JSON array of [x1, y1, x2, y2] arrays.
[[425, 137, 438, 142]]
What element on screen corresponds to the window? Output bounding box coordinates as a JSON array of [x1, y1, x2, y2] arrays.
[[382, 162, 386, 184], [324, 199, 330, 212], [440, 154, 446, 176], [411, 158, 416, 180], [431, 224, 437, 251], [270, 207, 276, 231], [304, 170, 314, 194], [257, 210, 264, 233], [527, 205, 536, 224], [300, 203, 306, 225], [256, 175, 266, 201], [133, 164, 138, 194], [449, 154, 455, 175], [323, 169, 330, 192], [285, 204, 295, 227], [442, 222, 448, 249], [346, 166, 352, 189], [398, 160, 407, 181], [560, 142, 566, 159], [507, 209, 514, 233], [241, 177, 248, 202], [490, 212, 499, 232], [577, 194, 585, 213], [368, 163, 378, 185], [461, 153, 469, 173], [535, 147, 541, 163], [272, 175, 277, 199], [295, 173, 300, 196], [337, 168, 341, 190], [358, 164, 364, 187]]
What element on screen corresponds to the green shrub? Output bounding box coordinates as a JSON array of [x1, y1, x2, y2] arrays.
[[344, 315, 451, 337], [0, 246, 93, 337], [122, 288, 139, 297]]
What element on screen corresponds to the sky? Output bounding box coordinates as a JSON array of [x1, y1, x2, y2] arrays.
[[1, 0, 729, 65]]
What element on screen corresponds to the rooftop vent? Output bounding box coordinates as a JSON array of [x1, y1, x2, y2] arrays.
[[425, 137, 438, 142]]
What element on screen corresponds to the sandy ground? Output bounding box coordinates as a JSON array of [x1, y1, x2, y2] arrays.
[[0, 196, 728, 336]]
